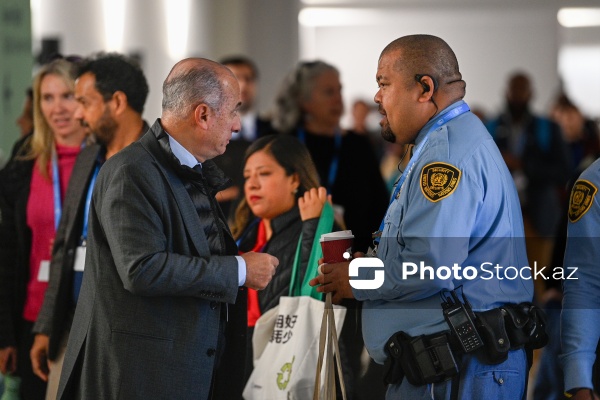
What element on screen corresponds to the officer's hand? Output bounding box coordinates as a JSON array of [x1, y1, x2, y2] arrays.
[[30, 334, 50, 381], [242, 252, 279, 290], [0, 346, 17, 375], [309, 261, 355, 304]]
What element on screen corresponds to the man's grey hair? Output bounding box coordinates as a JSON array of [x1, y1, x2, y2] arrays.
[[162, 66, 223, 118]]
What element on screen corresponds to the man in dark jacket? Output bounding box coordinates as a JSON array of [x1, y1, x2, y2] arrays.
[[29, 52, 149, 399], [56, 58, 278, 400]]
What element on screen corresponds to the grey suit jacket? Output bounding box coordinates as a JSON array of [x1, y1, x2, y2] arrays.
[[35, 123, 150, 359], [58, 120, 243, 400]]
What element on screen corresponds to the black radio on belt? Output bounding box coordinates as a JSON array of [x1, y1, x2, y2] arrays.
[[441, 289, 483, 353]]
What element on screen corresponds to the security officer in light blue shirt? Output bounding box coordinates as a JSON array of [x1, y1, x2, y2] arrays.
[[560, 157, 600, 400], [311, 35, 534, 400]]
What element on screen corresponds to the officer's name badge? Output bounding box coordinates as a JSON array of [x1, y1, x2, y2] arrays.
[[420, 162, 461, 202], [568, 179, 597, 222]]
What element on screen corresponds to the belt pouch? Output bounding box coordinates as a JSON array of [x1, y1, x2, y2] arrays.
[[387, 332, 426, 385], [475, 308, 510, 364], [390, 332, 458, 386], [501, 304, 529, 347], [516, 303, 549, 349], [384, 334, 405, 385]]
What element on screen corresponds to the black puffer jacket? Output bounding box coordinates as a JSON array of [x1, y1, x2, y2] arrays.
[[238, 206, 320, 313], [157, 130, 236, 257]]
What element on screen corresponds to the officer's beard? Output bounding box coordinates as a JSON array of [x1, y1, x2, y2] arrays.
[[381, 124, 396, 143]]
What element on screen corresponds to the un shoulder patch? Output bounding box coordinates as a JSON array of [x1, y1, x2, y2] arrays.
[[568, 179, 597, 222], [420, 162, 461, 202]]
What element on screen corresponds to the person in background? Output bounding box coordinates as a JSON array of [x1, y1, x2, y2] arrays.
[[0, 85, 34, 399], [560, 157, 600, 400], [0, 88, 35, 170], [214, 55, 273, 219], [269, 60, 389, 399], [55, 58, 278, 400], [269, 60, 388, 253], [486, 72, 569, 301], [9, 88, 35, 158], [230, 134, 328, 383], [351, 99, 386, 163], [532, 93, 600, 400], [551, 93, 600, 177], [16, 88, 35, 138], [30, 52, 150, 400], [0, 57, 88, 400], [311, 34, 536, 399]]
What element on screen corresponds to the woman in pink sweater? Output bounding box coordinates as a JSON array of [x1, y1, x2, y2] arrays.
[[0, 57, 88, 400]]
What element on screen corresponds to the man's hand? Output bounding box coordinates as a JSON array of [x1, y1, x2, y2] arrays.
[[309, 261, 355, 304], [242, 252, 279, 290], [216, 186, 240, 203], [0, 346, 17, 375], [30, 334, 50, 381]]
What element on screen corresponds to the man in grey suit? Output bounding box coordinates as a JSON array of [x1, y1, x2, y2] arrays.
[[56, 58, 279, 399], [30, 52, 150, 400]]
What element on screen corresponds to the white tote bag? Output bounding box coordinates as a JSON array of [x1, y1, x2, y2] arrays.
[[243, 295, 346, 400]]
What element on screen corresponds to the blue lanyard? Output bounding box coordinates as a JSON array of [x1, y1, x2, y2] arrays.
[[235, 218, 268, 252], [374, 103, 470, 243], [297, 128, 342, 192], [51, 153, 62, 231], [52, 142, 88, 231], [236, 218, 259, 248], [81, 164, 100, 245]]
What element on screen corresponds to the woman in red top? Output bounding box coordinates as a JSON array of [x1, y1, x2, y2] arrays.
[[0, 57, 88, 400]]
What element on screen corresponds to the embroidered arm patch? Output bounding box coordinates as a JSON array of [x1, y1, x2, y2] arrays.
[[420, 162, 461, 202], [568, 179, 597, 222]]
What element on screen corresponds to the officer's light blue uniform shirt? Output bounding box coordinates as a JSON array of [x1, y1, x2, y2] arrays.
[[353, 101, 534, 364], [560, 157, 600, 392]]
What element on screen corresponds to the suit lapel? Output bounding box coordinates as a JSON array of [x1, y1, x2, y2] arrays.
[[62, 144, 102, 243], [138, 126, 209, 256]]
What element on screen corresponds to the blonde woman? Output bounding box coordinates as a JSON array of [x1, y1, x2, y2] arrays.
[[0, 57, 88, 399]]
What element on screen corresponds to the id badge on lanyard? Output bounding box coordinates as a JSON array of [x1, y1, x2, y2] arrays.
[[73, 164, 100, 273], [38, 153, 62, 282]]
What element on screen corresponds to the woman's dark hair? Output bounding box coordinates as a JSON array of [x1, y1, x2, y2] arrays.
[[230, 134, 320, 238]]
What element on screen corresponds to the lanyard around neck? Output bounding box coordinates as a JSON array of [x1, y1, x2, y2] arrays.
[[297, 128, 342, 192], [51, 153, 62, 231], [52, 142, 86, 231], [81, 164, 101, 245], [374, 103, 471, 244]]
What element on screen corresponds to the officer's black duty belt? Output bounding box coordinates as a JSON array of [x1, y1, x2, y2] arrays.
[[383, 302, 548, 387]]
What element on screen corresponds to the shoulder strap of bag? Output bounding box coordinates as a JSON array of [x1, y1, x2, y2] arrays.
[[313, 292, 347, 400], [289, 202, 335, 298]]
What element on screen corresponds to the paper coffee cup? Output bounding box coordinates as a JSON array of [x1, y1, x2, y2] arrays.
[[320, 230, 354, 263]]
